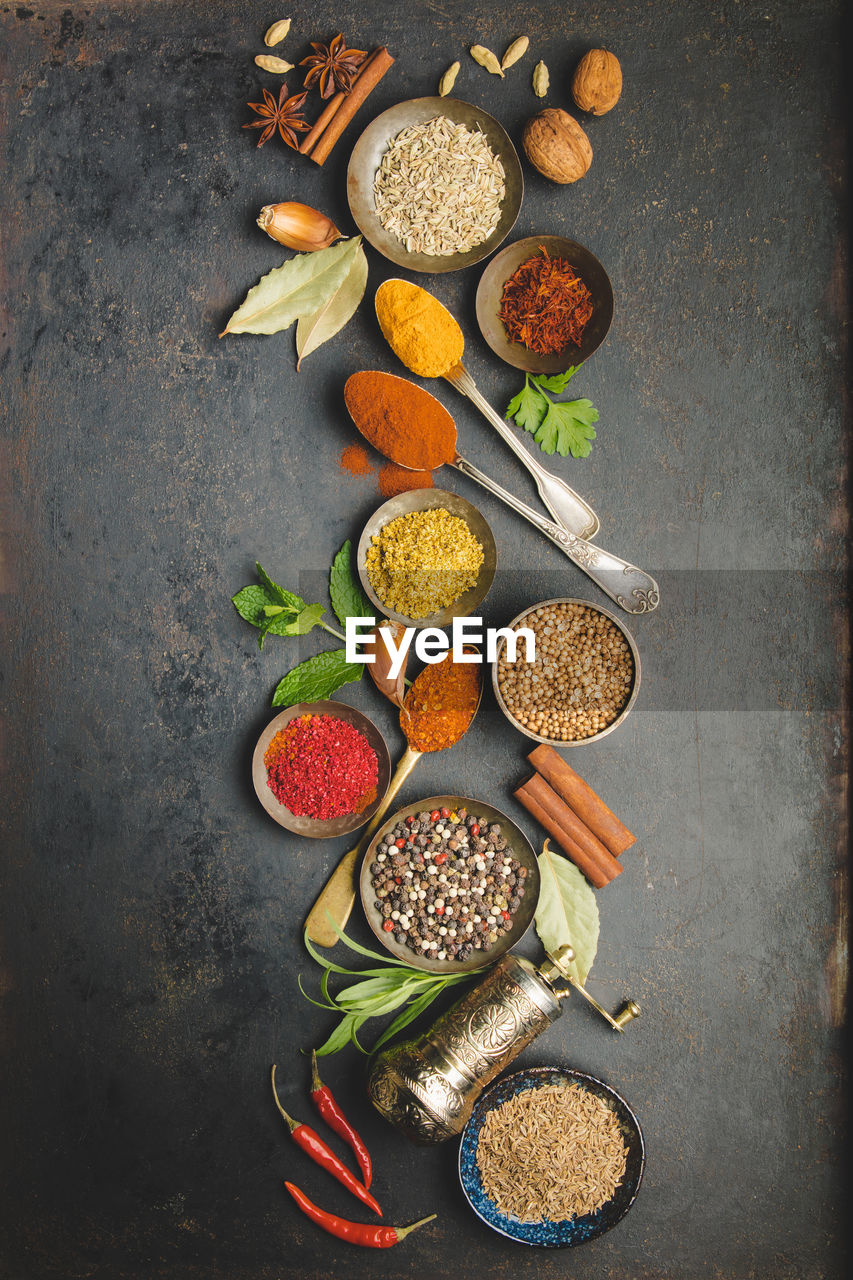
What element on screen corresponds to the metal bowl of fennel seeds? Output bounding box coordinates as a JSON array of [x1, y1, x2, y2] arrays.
[[347, 97, 523, 272], [458, 1066, 645, 1246]]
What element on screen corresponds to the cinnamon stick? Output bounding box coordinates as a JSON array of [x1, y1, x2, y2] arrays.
[[515, 774, 622, 889], [528, 745, 637, 857], [299, 90, 346, 155], [308, 46, 395, 167]]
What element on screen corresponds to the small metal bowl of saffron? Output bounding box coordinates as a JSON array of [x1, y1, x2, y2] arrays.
[[475, 235, 614, 374], [357, 488, 497, 630], [252, 701, 392, 839], [458, 1066, 645, 1247]]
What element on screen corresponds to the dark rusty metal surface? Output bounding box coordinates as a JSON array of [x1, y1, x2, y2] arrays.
[[0, 2, 848, 1277]]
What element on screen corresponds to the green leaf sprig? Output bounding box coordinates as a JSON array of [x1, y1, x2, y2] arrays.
[[505, 366, 599, 458], [231, 540, 373, 706], [301, 919, 471, 1057]]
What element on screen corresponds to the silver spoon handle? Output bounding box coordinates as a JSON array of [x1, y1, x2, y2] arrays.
[[452, 455, 660, 615], [444, 362, 600, 542]]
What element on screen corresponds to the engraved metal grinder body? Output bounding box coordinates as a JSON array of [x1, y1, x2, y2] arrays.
[[366, 945, 639, 1144]]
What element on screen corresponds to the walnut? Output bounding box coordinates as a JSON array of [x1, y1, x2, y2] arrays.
[[571, 48, 622, 115], [522, 108, 592, 184]]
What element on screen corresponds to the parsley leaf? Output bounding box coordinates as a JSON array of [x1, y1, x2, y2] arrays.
[[532, 366, 580, 394], [272, 650, 363, 707], [329, 539, 372, 626], [505, 367, 600, 458], [534, 398, 598, 458], [505, 375, 548, 432]]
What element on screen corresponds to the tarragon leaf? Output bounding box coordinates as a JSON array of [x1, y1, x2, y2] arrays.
[[534, 843, 600, 983], [296, 245, 368, 369], [329, 539, 372, 627], [505, 375, 547, 432], [271, 649, 362, 707], [221, 236, 363, 336], [532, 366, 580, 393], [533, 399, 598, 458]]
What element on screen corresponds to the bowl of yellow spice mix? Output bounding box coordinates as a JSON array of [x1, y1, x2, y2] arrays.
[[358, 489, 496, 628]]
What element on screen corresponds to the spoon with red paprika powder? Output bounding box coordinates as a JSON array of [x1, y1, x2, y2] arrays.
[[304, 649, 483, 947], [344, 371, 659, 616]]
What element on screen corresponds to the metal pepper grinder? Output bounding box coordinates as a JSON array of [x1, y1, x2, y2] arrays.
[[367, 945, 640, 1144]]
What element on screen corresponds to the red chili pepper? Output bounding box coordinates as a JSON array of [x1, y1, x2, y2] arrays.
[[271, 1067, 382, 1215], [284, 1181, 436, 1248], [310, 1050, 373, 1189]]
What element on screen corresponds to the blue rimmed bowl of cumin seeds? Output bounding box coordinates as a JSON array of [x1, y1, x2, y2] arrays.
[[458, 1066, 645, 1246]]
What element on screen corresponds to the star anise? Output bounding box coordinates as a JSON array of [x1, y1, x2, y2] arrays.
[[300, 33, 367, 99], [243, 82, 310, 149]]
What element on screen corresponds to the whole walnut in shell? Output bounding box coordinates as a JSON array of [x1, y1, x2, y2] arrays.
[[522, 108, 592, 184], [571, 48, 622, 115]]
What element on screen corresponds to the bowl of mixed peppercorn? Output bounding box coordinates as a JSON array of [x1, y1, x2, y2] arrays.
[[360, 794, 540, 973], [475, 235, 614, 374]]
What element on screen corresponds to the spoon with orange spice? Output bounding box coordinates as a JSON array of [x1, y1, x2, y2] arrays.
[[375, 278, 600, 541], [304, 650, 483, 947], [344, 371, 659, 615]]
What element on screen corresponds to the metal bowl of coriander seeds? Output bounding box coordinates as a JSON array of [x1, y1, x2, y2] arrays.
[[357, 489, 497, 629], [491, 598, 641, 746]]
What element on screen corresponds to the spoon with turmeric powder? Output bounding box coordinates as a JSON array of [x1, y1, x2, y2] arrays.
[[304, 650, 482, 947], [374, 278, 600, 541], [344, 371, 659, 615]]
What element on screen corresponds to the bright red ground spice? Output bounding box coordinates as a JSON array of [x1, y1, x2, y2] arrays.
[[339, 444, 374, 476], [378, 462, 435, 498], [264, 714, 378, 820]]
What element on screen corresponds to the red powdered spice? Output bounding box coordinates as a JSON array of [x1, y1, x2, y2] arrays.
[[340, 444, 374, 476], [264, 714, 378, 820], [499, 246, 593, 355], [378, 463, 435, 499]]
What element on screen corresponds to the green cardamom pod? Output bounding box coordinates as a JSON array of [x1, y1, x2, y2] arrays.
[[264, 19, 291, 47], [501, 36, 529, 70], [254, 54, 294, 73], [439, 61, 460, 96], [470, 44, 504, 77], [533, 59, 550, 97]]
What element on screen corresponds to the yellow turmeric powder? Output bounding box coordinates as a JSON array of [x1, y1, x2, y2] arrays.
[[375, 279, 464, 377]]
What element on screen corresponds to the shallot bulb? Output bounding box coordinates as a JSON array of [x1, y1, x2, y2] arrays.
[[257, 202, 342, 251]]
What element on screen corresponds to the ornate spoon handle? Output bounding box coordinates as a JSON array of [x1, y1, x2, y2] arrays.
[[443, 361, 600, 541], [451, 455, 659, 615]]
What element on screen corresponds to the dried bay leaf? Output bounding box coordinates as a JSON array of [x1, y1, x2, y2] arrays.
[[296, 243, 368, 368], [221, 235, 363, 337], [534, 840, 600, 982]]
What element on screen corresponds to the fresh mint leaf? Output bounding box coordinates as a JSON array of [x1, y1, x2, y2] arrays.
[[256, 563, 304, 612], [505, 375, 547, 432], [329, 539, 372, 627], [532, 366, 580, 394], [259, 602, 326, 650], [533, 399, 598, 458], [232, 583, 280, 627], [272, 649, 363, 707]]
